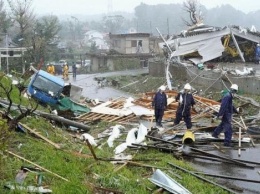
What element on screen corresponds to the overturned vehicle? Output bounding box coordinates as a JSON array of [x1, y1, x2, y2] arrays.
[[27, 68, 90, 116]]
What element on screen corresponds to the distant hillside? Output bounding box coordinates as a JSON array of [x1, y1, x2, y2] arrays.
[[56, 3, 260, 36], [134, 3, 260, 35]]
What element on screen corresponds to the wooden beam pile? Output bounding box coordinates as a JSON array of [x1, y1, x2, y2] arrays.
[[78, 90, 220, 124], [134, 90, 220, 120], [78, 97, 138, 123]]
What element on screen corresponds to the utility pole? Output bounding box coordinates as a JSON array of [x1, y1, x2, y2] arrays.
[[107, 0, 113, 15], [6, 34, 9, 74], [167, 18, 170, 39], [150, 21, 152, 35]]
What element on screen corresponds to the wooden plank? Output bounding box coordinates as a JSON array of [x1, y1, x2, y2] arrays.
[[6, 150, 69, 182], [108, 116, 123, 122], [117, 115, 136, 122], [19, 123, 61, 149]]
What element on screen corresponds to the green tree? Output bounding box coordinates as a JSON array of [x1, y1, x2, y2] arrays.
[[27, 15, 61, 62], [0, 0, 12, 34], [90, 41, 98, 53]]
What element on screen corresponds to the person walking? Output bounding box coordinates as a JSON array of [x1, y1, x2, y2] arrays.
[[212, 84, 240, 147], [72, 63, 77, 78], [174, 83, 195, 130], [63, 63, 69, 80], [49, 64, 55, 75], [47, 64, 52, 74], [255, 43, 260, 64], [50, 64, 55, 75], [152, 85, 167, 127]]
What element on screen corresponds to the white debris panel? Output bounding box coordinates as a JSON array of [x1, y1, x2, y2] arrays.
[[171, 37, 224, 64]]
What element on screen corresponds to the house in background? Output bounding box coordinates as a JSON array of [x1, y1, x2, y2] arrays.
[[109, 33, 150, 54], [87, 37, 109, 50], [84, 30, 103, 42], [84, 30, 108, 50], [86, 33, 156, 72]]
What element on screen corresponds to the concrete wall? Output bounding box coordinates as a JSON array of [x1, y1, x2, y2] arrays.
[[183, 67, 260, 94], [107, 58, 114, 71], [149, 63, 260, 94], [91, 57, 99, 72], [228, 76, 260, 95], [149, 61, 165, 77]]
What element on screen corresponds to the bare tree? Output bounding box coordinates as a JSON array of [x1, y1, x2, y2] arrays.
[[0, 73, 38, 130], [182, 0, 203, 27], [7, 0, 35, 39], [103, 15, 125, 33]]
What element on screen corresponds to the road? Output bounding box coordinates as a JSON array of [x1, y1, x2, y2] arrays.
[[65, 68, 148, 101]]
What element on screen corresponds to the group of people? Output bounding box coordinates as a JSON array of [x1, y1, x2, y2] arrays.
[[152, 83, 240, 147], [47, 63, 78, 80]]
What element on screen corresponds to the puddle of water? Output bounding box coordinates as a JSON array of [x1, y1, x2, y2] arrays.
[[190, 146, 260, 194]]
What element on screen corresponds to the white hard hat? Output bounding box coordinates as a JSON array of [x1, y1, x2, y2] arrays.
[[184, 83, 191, 90], [257, 43, 260, 46], [159, 85, 166, 91], [230, 84, 238, 91]]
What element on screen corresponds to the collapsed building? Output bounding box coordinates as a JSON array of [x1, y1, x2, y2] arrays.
[[161, 25, 260, 64], [150, 25, 260, 95]]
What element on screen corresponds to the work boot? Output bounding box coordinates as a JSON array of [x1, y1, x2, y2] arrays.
[[223, 142, 233, 147], [211, 133, 218, 138]]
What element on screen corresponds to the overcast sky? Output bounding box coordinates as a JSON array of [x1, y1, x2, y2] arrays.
[[30, 0, 260, 15]]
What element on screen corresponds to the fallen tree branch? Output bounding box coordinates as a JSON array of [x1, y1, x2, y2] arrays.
[[19, 123, 61, 149], [5, 150, 69, 182], [0, 99, 90, 131]]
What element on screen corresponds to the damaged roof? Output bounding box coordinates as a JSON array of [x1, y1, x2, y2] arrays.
[[161, 25, 260, 64]]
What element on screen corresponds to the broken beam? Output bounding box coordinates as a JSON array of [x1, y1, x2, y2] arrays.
[[6, 150, 69, 182], [19, 123, 61, 149], [194, 171, 260, 183], [168, 162, 236, 194]]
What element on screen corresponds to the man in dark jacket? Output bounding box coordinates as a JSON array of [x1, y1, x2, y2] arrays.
[[212, 84, 239, 146], [255, 43, 260, 64], [152, 85, 167, 127], [174, 83, 195, 130], [72, 63, 77, 78]]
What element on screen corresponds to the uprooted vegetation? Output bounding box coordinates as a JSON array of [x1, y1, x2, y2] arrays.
[[0, 118, 229, 194], [0, 75, 231, 193], [2, 71, 260, 193]]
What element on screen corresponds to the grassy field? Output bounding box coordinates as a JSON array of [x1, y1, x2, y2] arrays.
[[0, 119, 229, 193], [0, 73, 232, 193]]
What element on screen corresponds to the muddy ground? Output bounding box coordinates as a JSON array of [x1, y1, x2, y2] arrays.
[[66, 68, 260, 194]]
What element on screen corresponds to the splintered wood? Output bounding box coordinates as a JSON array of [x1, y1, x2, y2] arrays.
[[78, 91, 220, 123], [78, 97, 138, 123]]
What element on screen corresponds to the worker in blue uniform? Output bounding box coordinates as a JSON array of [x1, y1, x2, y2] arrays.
[[212, 84, 240, 147], [174, 83, 196, 130], [255, 43, 260, 64], [152, 85, 167, 127]]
